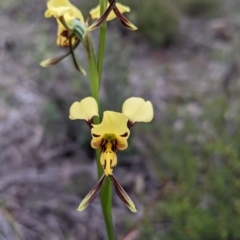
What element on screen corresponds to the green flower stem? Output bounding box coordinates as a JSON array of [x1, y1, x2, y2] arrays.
[[97, 1, 115, 240], [82, 32, 99, 103], [83, 28, 115, 239], [97, 0, 108, 85], [82, 30, 102, 188], [82, 31, 102, 202], [100, 177, 114, 240]]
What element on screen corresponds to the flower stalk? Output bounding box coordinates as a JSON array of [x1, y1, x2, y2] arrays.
[[97, 1, 115, 239], [82, 32, 99, 103], [97, 0, 108, 84]]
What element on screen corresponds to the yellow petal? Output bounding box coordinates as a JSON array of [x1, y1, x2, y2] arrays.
[[91, 133, 129, 150], [115, 135, 129, 150], [46, 0, 84, 23], [69, 97, 98, 121], [47, 0, 70, 8], [56, 17, 82, 46], [90, 135, 103, 149], [100, 146, 117, 176], [46, 0, 85, 47], [45, 6, 73, 18], [122, 97, 154, 123], [89, 3, 130, 21], [91, 111, 130, 150], [92, 111, 129, 135]]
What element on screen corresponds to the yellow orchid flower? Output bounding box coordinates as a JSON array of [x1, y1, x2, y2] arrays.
[[69, 96, 154, 212], [43, 0, 135, 48], [69, 97, 99, 123], [41, 0, 136, 73], [41, 0, 87, 75], [45, 0, 84, 47]]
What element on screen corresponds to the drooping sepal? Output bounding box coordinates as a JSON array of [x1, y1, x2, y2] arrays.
[[110, 175, 137, 212], [40, 39, 86, 75], [108, 0, 137, 30], [68, 37, 86, 75], [40, 51, 72, 67], [77, 174, 106, 211], [87, 0, 116, 31], [88, 0, 137, 31]]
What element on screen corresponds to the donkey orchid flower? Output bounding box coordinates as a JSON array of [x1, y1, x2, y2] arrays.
[[44, 0, 85, 47], [69, 96, 153, 212], [41, 0, 87, 75], [40, 0, 133, 74]]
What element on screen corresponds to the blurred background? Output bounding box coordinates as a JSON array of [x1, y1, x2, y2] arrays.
[[1, 0, 240, 239]]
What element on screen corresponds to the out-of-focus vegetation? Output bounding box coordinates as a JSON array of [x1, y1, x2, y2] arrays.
[[121, 0, 180, 47], [121, 0, 221, 46], [180, 0, 221, 17], [1, 0, 240, 239], [137, 94, 240, 239]]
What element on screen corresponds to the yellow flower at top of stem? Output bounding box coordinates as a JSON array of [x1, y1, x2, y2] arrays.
[[45, 0, 84, 47], [41, 0, 136, 73], [44, 0, 136, 47]]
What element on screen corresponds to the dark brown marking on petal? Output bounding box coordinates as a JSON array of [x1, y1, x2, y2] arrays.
[[59, 31, 70, 47], [103, 160, 106, 170], [92, 133, 100, 137], [61, 38, 69, 47], [86, 120, 93, 129], [100, 139, 104, 149], [102, 146, 106, 152], [111, 143, 115, 152], [59, 31, 78, 47], [61, 30, 69, 37], [110, 160, 114, 169], [110, 140, 117, 152], [120, 132, 128, 137], [127, 120, 134, 129], [101, 140, 107, 151]]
